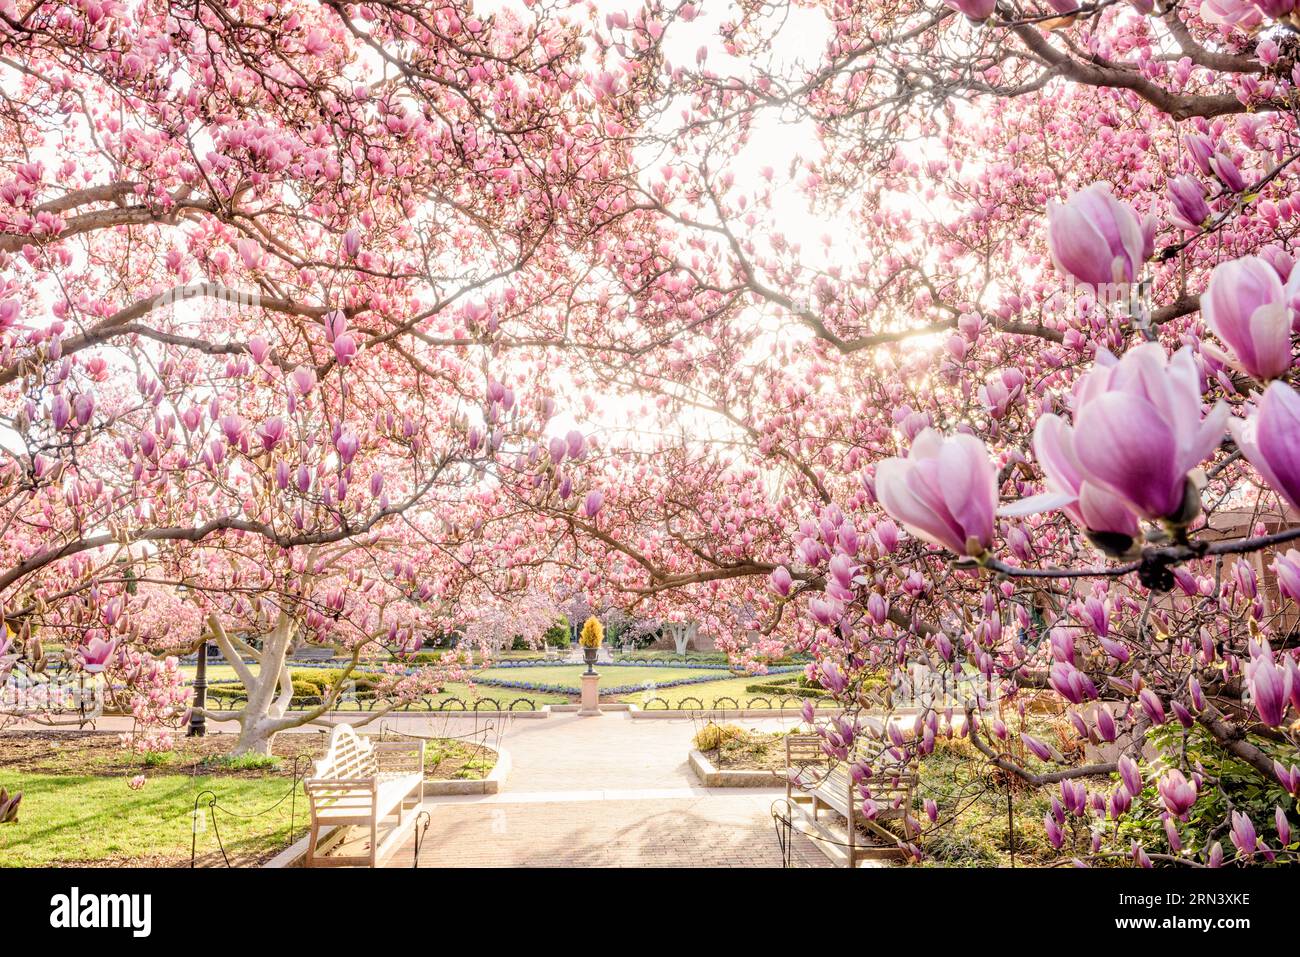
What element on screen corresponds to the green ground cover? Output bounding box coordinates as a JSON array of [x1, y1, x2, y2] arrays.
[[0, 774, 299, 867]]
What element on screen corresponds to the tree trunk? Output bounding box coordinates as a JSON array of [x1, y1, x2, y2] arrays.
[[229, 721, 278, 757], [207, 609, 298, 758]]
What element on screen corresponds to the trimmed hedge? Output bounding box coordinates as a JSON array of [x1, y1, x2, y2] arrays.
[[207, 668, 385, 705]]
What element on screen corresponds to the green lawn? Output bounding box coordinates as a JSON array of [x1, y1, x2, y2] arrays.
[[475, 663, 726, 689], [617, 673, 836, 709], [426, 680, 568, 709], [180, 663, 249, 683], [0, 773, 301, 867]]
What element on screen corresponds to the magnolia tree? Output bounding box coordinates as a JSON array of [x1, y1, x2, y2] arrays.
[[0, 0, 640, 753], [491, 1, 1300, 866]]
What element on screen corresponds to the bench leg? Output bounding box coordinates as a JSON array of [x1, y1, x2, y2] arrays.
[[846, 810, 856, 867], [306, 820, 320, 868], [369, 812, 379, 868]]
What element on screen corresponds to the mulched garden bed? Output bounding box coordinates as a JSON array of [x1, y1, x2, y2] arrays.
[[694, 724, 799, 772]]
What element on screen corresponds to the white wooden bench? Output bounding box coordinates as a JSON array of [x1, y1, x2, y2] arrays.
[[785, 733, 916, 866], [304, 724, 425, 867]]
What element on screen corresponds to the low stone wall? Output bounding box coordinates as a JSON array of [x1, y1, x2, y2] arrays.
[[688, 749, 786, 787]]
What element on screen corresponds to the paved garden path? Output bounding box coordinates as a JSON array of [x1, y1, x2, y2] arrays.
[[373, 710, 833, 867]]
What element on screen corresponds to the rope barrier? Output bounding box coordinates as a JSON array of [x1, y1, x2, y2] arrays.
[[189, 753, 312, 868]]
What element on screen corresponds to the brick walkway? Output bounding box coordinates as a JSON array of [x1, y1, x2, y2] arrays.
[[389, 793, 831, 867], [341, 710, 832, 867]]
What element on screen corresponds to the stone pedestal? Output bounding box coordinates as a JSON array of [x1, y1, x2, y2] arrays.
[[579, 672, 601, 715]]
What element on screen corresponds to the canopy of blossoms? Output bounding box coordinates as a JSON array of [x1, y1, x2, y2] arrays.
[[1, 0, 1298, 863]]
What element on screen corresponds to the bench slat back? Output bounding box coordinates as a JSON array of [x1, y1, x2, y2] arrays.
[[785, 733, 825, 764], [312, 724, 378, 781]]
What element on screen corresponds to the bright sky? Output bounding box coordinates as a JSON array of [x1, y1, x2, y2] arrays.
[[544, 1, 861, 452]]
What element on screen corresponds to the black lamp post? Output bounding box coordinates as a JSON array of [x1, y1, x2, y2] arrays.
[[188, 633, 207, 738]]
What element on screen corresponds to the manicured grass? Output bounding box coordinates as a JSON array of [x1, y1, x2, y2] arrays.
[[0, 773, 301, 867], [617, 673, 835, 708], [0, 730, 499, 865], [428, 681, 568, 709], [476, 663, 724, 689], [179, 663, 249, 683]]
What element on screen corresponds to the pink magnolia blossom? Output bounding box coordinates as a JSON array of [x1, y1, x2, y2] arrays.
[[1210, 152, 1247, 192], [875, 429, 997, 557], [1071, 344, 1227, 521], [770, 566, 793, 597], [1229, 381, 1300, 513], [50, 394, 71, 430], [1200, 0, 1264, 27], [324, 310, 347, 343], [1046, 182, 1154, 286], [565, 430, 586, 459], [248, 336, 271, 365], [1245, 653, 1293, 726], [1231, 811, 1258, 856], [1201, 256, 1296, 381], [1007, 412, 1140, 542], [1273, 550, 1300, 602], [335, 430, 359, 464], [342, 228, 362, 259], [78, 637, 118, 674], [1119, 755, 1143, 796], [333, 333, 357, 365], [1168, 175, 1211, 231], [940, 0, 996, 20], [236, 238, 260, 270], [1049, 660, 1098, 703], [1252, 0, 1297, 16], [1021, 734, 1053, 762], [256, 417, 286, 452], [1157, 768, 1198, 817], [220, 414, 244, 445], [291, 366, 316, 395]]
